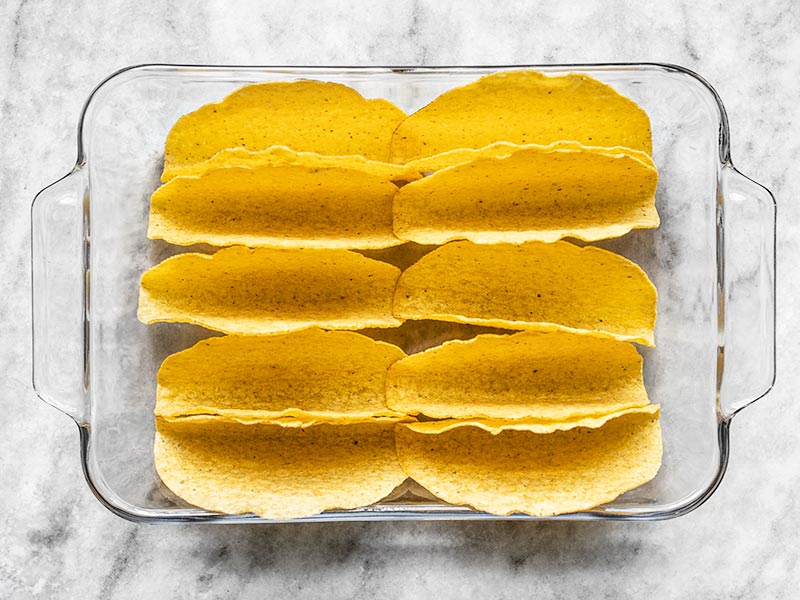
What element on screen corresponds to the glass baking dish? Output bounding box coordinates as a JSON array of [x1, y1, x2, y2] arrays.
[[31, 64, 775, 523]]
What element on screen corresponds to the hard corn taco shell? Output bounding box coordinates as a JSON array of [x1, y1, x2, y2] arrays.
[[386, 331, 649, 420], [138, 246, 403, 334], [395, 406, 662, 516], [389, 70, 653, 163], [155, 329, 408, 423], [150, 156, 406, 249], [395, 142, 659, 245], [393, 241, 657, 346], [163, 80, 406, 180], [155, 419, 407, 520]]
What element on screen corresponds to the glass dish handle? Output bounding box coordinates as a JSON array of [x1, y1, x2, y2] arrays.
[[31, 167, 88, 425], [719, 165, 776, 419]]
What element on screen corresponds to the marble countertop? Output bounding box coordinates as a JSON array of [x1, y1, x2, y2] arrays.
[[2, 1, 798, 597]]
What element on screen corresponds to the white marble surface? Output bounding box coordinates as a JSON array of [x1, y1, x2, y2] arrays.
[[2, 1, 799, 597]]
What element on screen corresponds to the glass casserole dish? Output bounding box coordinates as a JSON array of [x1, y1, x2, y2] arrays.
[[31, 64, 775, 523]]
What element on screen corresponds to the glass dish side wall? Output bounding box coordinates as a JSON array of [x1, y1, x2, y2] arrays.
[[34, 64, 770, 522]]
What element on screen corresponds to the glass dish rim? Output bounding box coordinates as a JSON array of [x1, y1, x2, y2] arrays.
[[44, 62, 774, 523]]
